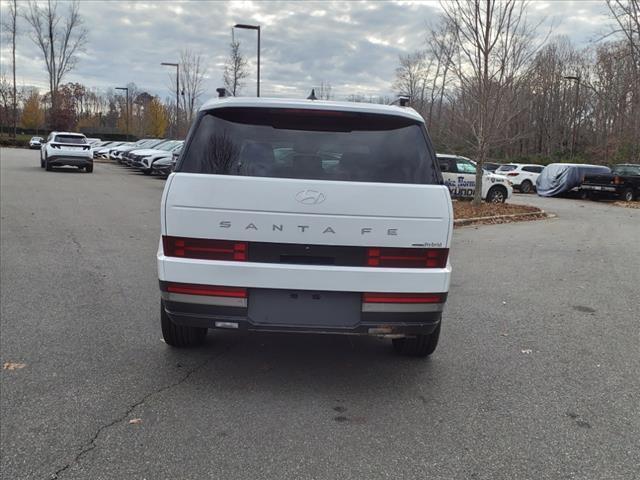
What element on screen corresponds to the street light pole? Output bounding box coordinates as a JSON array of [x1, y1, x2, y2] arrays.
[[234, 23, 261, 97], [564, 74, 581, 160], [161, 62, 180, 136], [115, 87, 129, 140]]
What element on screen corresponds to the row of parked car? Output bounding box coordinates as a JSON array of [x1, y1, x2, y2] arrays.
[[479, 160, 639, 202], [29, 134, 638, 201], [93, 138, 183, 177]]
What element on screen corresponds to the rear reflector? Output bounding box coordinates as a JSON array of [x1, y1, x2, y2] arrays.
[[363, 292, 446, 304], [163, 236, 247, 261], [163, 282, 247, 298], [367, 247, 448, 268]]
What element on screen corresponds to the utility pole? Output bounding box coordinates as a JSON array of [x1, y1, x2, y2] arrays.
[[234, 23, 261, 97]]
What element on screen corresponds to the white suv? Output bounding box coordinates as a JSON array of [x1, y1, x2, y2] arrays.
[[40, 132, 93, 172], [438, 154, 513, 202], [158, 97, 453, 357], [494, 163, 544, 193]]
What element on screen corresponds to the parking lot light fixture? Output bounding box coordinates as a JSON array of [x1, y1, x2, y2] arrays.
[[115, 87, 129, 140], [234, 23, 261, 97], [161, 62, 180, 137]]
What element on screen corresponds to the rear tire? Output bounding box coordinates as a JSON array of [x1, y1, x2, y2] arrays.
[[392, 323, 440, 357], [486, 186, 507, 203], [85, 164, 93, 173], [520, 180, 533, 194], [161, 301, 207, 347], [45, 159, 52, 171], [623, 188, 634, 202]]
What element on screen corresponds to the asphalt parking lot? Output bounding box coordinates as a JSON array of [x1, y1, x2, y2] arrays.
[[1, 147, 639, 480]]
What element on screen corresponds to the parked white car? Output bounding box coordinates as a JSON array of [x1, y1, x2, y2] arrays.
[[126, 140, 183, 174], [29, 136, 44, 149], [158, 96, 453, 357], [40, 132, 93, 173], [437, 154, 513, 202], [494, 163, 544, 193], [94, 141, 126, 159]]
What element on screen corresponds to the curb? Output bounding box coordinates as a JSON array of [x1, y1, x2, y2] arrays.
[[454, 210, 551, 227]]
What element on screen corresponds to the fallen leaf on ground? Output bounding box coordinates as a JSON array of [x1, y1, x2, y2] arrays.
[[3, 362, 26, 370], [128, 418, 142, 425]]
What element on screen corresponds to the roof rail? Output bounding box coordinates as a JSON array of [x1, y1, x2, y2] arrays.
[[389, 95, 410, 107], [216, 87, 234, 98]]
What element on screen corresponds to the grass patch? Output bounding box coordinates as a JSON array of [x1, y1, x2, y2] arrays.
[[0, 133, 36, 148]]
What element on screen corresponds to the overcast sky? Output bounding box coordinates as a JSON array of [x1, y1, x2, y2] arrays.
[[0, 0, 613, 103]]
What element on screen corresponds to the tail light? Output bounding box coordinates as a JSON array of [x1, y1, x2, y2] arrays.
[[507, 172, 519, 177], [363, 292, 446, 304], [613, 176, 622, 185], [162, 282, 246, 298], [162, 236, 247, 261], [367, 247, 448, 268]]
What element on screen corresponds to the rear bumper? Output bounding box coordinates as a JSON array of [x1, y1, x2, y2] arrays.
[[47, 156, 92, 167], [161, 291, 443, 336], [581, 185, 618, 193]]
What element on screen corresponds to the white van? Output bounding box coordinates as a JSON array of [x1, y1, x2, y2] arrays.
[[158, 97, 453, 356]]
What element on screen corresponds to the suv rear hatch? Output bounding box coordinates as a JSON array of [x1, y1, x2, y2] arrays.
[[161, 106, 452, 294]]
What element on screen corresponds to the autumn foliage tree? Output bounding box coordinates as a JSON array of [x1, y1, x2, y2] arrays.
[[21, 91, 44, 130], [146, 97, 168, 138]]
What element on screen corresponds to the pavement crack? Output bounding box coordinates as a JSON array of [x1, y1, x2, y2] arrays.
[[69, 232, 82, 254], [48, 345, 234, 479]]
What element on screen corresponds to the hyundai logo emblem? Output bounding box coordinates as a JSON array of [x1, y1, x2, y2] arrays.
[[295, 189, 326, 205]]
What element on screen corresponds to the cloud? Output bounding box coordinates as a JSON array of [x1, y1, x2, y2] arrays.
[[0, 0, 614, 104]]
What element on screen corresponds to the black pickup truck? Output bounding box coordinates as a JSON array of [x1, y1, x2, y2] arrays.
[[581, 164, 640, 202]]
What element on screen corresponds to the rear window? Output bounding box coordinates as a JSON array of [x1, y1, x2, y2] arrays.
[[612, 165, 640, 176], [522, 166, 543, 173], [54, 135, 86, 144], [178, 108, 439, 184], [496, 164, 517, 172]]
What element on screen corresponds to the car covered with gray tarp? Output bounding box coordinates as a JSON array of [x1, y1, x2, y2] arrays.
[[536, 163, 610, 197]]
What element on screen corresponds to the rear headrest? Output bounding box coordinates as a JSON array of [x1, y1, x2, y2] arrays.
[[240, 142, 275, 176]]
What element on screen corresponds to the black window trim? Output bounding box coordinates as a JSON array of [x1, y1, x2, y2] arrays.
[[176, 107, 443, 185]]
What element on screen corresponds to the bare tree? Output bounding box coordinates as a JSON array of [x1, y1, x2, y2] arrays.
[[223, 40, 249, 96], [168, 49, 206, 127], [1, 0, 19, 138], [440, 0, 545, 205], [425, 19, 457, 133], [23, 0, 87, 126], [0, 72, 10, 135], [393, 51, 429, 111], [606, 0, 640, 57], [605, 0, 640, 160], [317, 80, 333, 100]]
